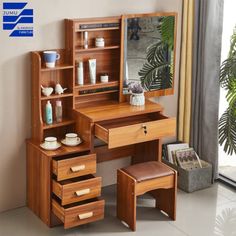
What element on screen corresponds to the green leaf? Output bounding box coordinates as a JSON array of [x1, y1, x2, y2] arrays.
[[139, 42, 173, 91], [219, 106, 236, 155], [157, 16, 175, 50]]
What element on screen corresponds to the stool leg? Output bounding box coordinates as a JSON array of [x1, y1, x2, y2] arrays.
[[151, 174, 177, 220], [117, 170, 136, 231]]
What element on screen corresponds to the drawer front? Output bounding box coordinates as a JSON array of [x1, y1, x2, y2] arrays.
[[53, 154, 96, 181], [95, 117, 176, 148], [53, 176, 102, 205], [52, 199, 105, 229]]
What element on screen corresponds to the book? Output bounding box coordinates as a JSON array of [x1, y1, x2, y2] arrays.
[[175, 148, 202, 170], [162, 141, 183, 161], [167, 143, 189, 163]]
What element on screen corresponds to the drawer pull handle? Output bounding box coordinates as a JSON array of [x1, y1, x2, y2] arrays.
[[75, 188, 90, 197], [78, 212, 93, 220], [70, 165, 85, 172], [142, 124, 147, 135]]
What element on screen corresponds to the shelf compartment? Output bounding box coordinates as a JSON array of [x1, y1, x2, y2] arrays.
[[43, 119, 75, 130], [75, 29, 120, 49], [41, 69, 74, 92], [41, 64, 74, 72], [75, 81, 119, 91], [75, 45, 119, 53], [41, 93, 73, 100]]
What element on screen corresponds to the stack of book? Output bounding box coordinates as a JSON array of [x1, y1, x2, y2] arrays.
[[162, 142, 202, 170]]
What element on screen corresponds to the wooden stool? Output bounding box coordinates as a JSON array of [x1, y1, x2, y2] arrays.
[[117, 161, 177, 231]]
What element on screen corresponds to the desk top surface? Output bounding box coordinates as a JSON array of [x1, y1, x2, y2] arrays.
[[77, 99, 163, 122]]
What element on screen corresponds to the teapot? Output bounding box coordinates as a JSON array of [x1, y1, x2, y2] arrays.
[[41, 85, 53, 97], [55, 83, 67, 95]]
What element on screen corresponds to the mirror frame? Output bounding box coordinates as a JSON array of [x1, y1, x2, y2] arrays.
[[119, 12, 178, 102]]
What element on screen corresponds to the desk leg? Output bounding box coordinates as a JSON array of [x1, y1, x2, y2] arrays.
[[132, 139, 162, 164]]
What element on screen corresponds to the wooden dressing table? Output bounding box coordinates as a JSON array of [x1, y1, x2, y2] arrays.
[[27, 14, 177, 229]]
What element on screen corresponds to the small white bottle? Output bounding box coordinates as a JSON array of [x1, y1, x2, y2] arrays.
[[55, 100, 62, 122], [45, 101, 53, 124], [84, 31, 88, 49], [77, 62, 84, 85]]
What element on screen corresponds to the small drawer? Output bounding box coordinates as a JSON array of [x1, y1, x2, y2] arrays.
[[53, 175, 102, 205], [52, 198, 104, 229], [95, 113, 176, 148], [52, 154, 96, 181]]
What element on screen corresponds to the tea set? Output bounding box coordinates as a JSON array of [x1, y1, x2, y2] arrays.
[[40, 133, 82, 150]]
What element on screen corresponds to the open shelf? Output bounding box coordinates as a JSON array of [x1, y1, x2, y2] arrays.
[[41, 64, 73, 72], [41, 93, 73, 100], [75, 81, 119, 91], [43, 119, 75, 130], [75, 45, 120, 53]]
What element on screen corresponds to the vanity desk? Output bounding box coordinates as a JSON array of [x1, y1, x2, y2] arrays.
[[27, 13, 177, 229]]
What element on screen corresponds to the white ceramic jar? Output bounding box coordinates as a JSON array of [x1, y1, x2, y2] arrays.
[[130, 92, 145, 106], [95, 37, 105, 47]]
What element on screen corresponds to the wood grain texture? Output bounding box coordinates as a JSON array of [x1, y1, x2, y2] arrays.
[[151, 170, 177, 220], [53, 154, 96, 181], [117, 169, 136, 231], [31, 49, 74, 142], [117, 163, 177, 231], [136, 175, 174, 196], [95, 113, 176, 149], [132, 140, 161, 164], [28, 139, 90, 158], [52, 198, 105, 229], [77, 100, 163, 122], [27, 142, 51, 227], [52, 176, 101, 205], [95, 145, 134, 163]]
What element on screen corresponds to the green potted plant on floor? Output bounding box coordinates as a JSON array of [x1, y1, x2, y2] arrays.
[[219, 27, 236, 155]]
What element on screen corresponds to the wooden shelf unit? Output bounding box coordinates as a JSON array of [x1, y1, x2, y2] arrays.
[[31, 49, 75, 142], [65, 17, 122, 109]]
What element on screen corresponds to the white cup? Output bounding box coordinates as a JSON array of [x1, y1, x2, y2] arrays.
[[65, 133, 79, 145], [44, 137, 57, 149]]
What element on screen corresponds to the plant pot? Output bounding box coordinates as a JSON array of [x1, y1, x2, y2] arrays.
[[130, 92, 145, 106]]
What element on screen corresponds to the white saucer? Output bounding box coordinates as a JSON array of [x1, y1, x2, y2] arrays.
[[40, 142, 61, 150], [61, 138, 82, 146]]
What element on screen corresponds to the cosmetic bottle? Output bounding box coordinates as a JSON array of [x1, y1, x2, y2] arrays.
[[77, 61, 84, 85], [84, 31, 88, 49], [45, 101, 53, 125], [88, 59, 96, 84], [55, 100, 62, 122]]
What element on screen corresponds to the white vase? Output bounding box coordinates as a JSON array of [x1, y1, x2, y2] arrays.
[[130, 92, 145, 106]]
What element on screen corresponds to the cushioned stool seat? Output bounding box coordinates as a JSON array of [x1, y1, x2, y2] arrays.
[[122, 161, 174, 182], [117, 161, 177, 231]]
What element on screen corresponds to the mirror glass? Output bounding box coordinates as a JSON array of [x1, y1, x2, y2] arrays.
[[123, 14, 176, 95]]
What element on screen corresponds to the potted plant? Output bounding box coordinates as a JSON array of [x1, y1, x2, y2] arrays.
[[128, 82, 145, 106], [219, 27, 236, 155]]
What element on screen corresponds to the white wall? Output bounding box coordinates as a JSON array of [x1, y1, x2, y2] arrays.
[[0, 0, 182, 212]]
